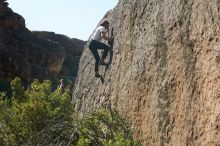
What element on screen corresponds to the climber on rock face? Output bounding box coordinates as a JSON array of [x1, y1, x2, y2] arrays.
[[89, 20, 113, 77]]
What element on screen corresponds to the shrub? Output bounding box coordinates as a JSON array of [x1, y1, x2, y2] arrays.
[[0, 78, 72, 145], [29, 107, 140, 146], [0, 78, 140, 146]]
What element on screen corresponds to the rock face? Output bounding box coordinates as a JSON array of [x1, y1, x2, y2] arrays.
[[31, 32, 85, 82], [73, 0, 220, 145], [0, 0, 85, 83]]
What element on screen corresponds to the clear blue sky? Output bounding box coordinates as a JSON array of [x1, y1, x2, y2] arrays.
[[9, 0, 118, 40]]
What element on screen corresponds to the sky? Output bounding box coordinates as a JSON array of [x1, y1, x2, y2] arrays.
[[9, 0, 118, 40]]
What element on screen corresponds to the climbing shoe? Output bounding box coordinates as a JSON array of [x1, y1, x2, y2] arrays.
[[95, 71, 100, 77]]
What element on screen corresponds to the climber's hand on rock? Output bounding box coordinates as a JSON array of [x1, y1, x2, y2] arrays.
[[108, 36, 114, 41]]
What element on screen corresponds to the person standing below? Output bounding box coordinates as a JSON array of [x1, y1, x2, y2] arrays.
[[58, 79, 65, 92], [89, 20, 112, 77]]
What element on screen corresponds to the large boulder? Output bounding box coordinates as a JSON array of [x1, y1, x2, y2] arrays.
[[31, 32, 85, 80], [73, 0, 220, 145]]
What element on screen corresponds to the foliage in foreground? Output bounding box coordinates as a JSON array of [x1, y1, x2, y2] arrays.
[[0, 77, 140, 146], [0, 77, 71, 146], [28, 108, 140, 146]]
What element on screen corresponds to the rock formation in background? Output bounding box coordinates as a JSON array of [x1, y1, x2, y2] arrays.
[[0, 0, 85, 85], [32, 32, 85, 82], [73, 0, 220, 145]]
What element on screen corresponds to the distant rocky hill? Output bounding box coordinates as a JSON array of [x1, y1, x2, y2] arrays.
[[0, 0, 85, 85], [31, 31, 85, 83], [73, 0, 220, 145]]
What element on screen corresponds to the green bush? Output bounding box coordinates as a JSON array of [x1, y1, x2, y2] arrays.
[[0, 77, 140, 146], [29, 108, 140, 146], [0, 78, 72, 145]]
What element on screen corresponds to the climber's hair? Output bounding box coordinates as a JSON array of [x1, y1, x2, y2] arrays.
[[100, 20, 109, 26]]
